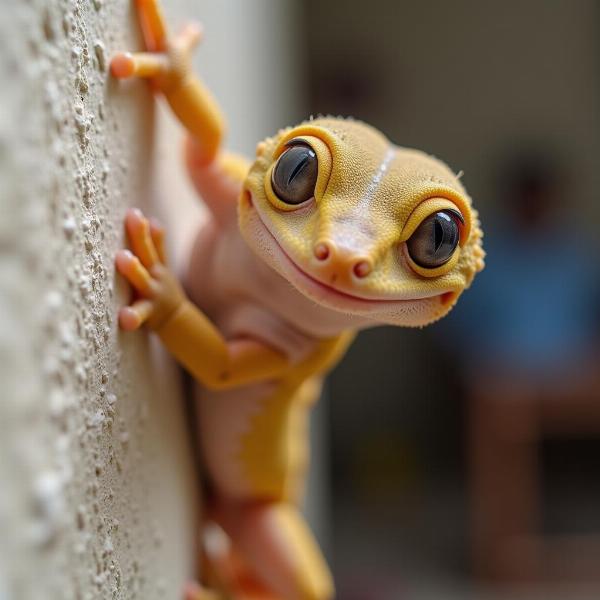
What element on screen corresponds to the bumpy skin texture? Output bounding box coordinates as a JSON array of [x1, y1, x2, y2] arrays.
[[112, 3, 484, 599]]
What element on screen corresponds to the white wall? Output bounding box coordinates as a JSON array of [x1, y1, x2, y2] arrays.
[[0, 1, 301, 598]]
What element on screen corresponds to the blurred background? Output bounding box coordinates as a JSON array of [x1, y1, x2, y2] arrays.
[[296, 1, 600, 598], [3, 0, 600, 598]]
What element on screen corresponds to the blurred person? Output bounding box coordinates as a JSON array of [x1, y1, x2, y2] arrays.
[[440, 150, 600, 382], [436, 150, 600, 582]]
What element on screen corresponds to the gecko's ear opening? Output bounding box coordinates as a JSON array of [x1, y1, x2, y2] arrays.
[[441, 291, 457, 306], [240, 189, 253, 208]]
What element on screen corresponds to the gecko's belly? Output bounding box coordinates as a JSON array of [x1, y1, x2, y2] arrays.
[[197, 378, 318, 502]]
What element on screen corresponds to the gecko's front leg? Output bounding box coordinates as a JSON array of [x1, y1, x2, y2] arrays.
[[111, 0, 225, 164], [116, 209, 292, 390]]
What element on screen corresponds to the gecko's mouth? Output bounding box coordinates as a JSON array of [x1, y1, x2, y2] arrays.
[[279, 239, 456, 310], [246, 196, 456, 313]]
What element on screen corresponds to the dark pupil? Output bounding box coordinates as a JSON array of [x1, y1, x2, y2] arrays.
[[271, 143, 318, 205], [406, 211, 460, 268]]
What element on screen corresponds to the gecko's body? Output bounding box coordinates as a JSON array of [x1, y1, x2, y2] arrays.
[[187, 208, 353, 502], [184, 119, 478, 505], [111, 2, 484, 599]]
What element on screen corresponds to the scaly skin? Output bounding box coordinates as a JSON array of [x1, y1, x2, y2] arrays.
[[112, 2, 484, 599]]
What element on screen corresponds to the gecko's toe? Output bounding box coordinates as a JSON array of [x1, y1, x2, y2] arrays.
[[111, 52, 136, 78], [125, 209, 160, 268]]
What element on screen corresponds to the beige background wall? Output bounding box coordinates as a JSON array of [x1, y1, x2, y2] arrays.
[[308, 0, 600, 222], [0, 1, 301, 598]]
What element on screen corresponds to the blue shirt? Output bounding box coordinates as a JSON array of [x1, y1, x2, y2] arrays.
[[436, 218, 600, 375]]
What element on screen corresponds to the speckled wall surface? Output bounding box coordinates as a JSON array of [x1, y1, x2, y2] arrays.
[[0, 1, 199, 597], [0, 1, 302, 598]]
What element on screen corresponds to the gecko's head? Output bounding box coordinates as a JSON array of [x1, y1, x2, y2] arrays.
[[239, 117, 484, 327]]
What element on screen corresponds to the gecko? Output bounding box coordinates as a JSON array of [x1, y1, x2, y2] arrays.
[[110, 1, 485, 599]]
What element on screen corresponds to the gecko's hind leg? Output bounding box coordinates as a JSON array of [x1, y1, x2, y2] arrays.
[[218, 501, 334, 600], [201, 521, 278, 600], [183, 581, 222, 600]]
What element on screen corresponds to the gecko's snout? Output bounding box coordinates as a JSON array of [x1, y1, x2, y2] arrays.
[[313, 241, 373, 281]]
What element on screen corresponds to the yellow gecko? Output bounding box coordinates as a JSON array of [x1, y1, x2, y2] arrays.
[[111, 2, 484, 598]]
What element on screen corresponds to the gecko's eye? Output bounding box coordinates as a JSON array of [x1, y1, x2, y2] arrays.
[[407, 210, 462, 268], [271, 142, 318, 205]]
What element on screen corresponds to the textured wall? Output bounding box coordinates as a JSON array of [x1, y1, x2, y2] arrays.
[[0, 1, 302, 598], [0, 1, 199, 598]]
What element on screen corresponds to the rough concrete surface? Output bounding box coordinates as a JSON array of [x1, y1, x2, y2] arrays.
[[0, 1, 199, 598]]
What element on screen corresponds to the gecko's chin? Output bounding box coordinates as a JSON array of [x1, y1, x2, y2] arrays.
[[239, 196, 459, 326]]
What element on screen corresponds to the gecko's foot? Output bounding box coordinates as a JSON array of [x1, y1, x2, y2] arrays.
[[200, 523, 279, 600], [110, 0, 203, 85], [183, 581, 222, 600], [116, 208, 184, 331]]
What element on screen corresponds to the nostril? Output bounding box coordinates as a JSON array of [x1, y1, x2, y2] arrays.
[[353, 260, 372, 278], [314, 242, 330, 261]]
